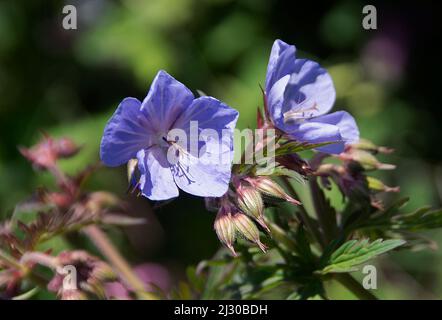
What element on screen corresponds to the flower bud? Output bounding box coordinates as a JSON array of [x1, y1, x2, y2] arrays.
[[276, 153, 313, 176], [49, 250, 117, 299], [352, 139, 394, 154], [127, 158, 138, 185], [19, 140, 57, 170], [246, 176, 301, 205], [44, 191, 73, 208], [236, 184, 269, 233], [53, 137, 80, 158], [341, 149, 395, 171], [232, 213, 267, 253], [19, 135, 80, 170], [85, 191, 121, 211], [214, 209, 237, 256], [366, 176, 400, 193]]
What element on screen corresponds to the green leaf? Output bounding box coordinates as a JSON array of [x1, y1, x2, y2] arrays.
[[185, 266, 205, 293], [344, 197, 410, 232], [275, 141, 335, 157], [173, 282, 193, 300], [255, 166, 305, 184], [243, 270, 285, 299], [12, 287, 39, 300], [199, 254, 239, 299], [293, 224, 315, 264], [393, 208, 442, 231], [318, 239, 405, 274], [296, 279, 325, 300], [286, 291, 301, 300], [354, 200, 442, 232]]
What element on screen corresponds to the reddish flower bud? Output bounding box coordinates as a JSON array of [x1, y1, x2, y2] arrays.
[[53, 137, 80, 158], [19, 140, 57, 170], [19, 135, 79, 170], [232, 212, 267, 253], [214, 208, 237, 256], [340, 149, 395, 171], [276, 153, 312, 176], [48, 250, 116, 300], [44, 192, 74, 208], [236, 183, 269, 233], [246, 176, 301, 205]]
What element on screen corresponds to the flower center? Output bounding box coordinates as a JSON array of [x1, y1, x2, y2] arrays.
[[156, 135, 170, 149]]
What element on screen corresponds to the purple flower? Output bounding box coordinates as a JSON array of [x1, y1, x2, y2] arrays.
[[100, 70, 239, 200], [265, 39, 359, 154]]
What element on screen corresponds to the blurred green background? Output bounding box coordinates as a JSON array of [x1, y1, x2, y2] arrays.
[[1, 0, 442, 299]]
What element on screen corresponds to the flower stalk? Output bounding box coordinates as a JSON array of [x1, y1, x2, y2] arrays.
[[83, 225, 158, 300], [334, 273, 378, 300], [308, 178, 337, 244], [0, 248, 23, 270]]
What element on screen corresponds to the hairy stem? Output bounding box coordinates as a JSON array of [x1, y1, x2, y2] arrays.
[[0, 249, 49, 289], [308, 178, 337, 244], [284, 176, 377, 300], [264, 216, 297, 252], [0, 248, 23, 270], [334, 273, 378, 300], [280, 176, 326, 249], [20, 252, 57, 268]]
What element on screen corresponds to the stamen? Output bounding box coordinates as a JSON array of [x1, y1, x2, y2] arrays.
[[163, 136, 196, 184], [283, 102, 318, 123], [170, 140, 192, 158], [130, 181, 140, 194], [175, 160, 195, 185]]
